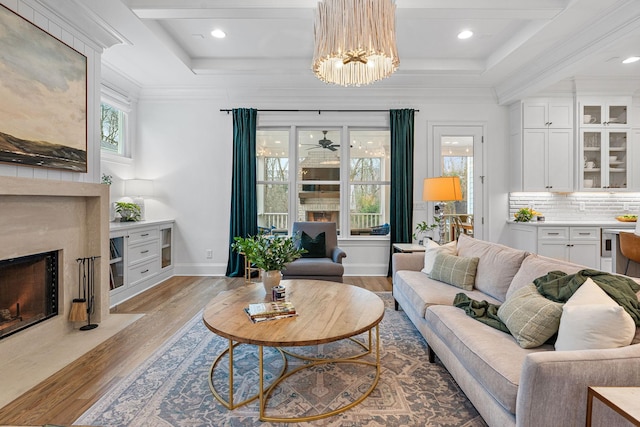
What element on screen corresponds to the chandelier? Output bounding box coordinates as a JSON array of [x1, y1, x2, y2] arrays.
[[312, 0, 400, 87]]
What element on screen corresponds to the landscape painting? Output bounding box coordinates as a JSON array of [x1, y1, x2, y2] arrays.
[[0, 5, 87, 172]]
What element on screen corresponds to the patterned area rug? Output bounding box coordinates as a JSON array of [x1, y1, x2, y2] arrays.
[[75, 293, 487, 426]]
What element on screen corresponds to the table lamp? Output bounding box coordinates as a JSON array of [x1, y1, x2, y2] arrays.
[[124, 179, 154, 220], [423, 176, 462, 244]]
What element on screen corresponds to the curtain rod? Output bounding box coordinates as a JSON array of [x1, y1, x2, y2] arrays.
[[220, 109, 419, 114]]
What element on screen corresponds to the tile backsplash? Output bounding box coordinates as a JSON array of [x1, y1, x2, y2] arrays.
[[509, 192, 640, 220]]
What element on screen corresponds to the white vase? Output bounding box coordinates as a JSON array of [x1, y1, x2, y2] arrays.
[[262, 270, 282, 292]]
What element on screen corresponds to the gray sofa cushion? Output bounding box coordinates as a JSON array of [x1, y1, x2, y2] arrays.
[[394, 270, 501, 318], [506, 254, 584, 300], [282, 257, 344, 276], [425, 305, 553, 414], [456, 234, 528, 302]]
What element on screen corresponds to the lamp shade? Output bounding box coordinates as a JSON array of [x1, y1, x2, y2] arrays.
[[125, 179, 154, 196], [423, 176, 462, 202]]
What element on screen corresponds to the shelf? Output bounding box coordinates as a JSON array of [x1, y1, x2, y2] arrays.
[[110, 256, 123, 264], [584, 168, 600, 172], [583, 148, 601, 151], [610, 168, 626, 172], [609, 147, 626, 151]]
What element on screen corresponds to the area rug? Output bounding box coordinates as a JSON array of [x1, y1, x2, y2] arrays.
[[75, 293, 487, 426]]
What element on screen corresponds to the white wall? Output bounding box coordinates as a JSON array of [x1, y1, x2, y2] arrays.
[[130, 91, 511, 276]]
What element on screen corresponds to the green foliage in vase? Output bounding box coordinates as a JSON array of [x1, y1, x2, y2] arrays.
[[115, 202, 141, 222], [232, 234, 306, 271]]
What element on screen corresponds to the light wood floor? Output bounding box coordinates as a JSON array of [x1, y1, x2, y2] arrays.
[[0, 276, 391, 426]]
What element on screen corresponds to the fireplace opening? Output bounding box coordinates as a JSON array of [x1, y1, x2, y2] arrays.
[[0, 251, 59, 339]]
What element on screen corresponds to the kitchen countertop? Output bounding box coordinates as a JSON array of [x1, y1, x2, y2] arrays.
[[508, 220, 636, 228]]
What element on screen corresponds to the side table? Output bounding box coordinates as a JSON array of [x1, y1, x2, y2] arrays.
[[392, 243, 426, 253], [586, 386, 640, 426]]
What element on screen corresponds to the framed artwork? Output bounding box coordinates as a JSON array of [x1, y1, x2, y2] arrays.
[[0, 5, 87, 172]]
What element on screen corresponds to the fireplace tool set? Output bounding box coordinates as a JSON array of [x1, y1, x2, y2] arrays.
[[68, 256, 100, 330]]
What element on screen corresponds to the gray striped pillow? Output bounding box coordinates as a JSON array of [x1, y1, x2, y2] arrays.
[[429, 252, 479, 291]]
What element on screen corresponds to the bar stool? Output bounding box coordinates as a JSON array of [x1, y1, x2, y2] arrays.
[[618, 232, 640, 275]]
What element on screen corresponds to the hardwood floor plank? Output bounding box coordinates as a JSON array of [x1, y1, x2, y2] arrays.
[[0, 276, 391, 425]]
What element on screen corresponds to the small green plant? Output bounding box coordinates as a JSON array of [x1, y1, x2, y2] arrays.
[[514, 207, 541, 222], [232, 234, 306, 271], [412, 220, 438, 241], [115, 202, 141, 222], [101, 173, 113, 185]]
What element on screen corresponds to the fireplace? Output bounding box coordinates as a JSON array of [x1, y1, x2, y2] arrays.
[[0, 251, 59, 339]]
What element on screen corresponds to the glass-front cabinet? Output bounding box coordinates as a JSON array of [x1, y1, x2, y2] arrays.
[[580, 130, 628, 190], [579, 98, 629, 127]]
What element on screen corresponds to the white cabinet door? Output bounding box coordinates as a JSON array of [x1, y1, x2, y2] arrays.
[[538, 241, 570, 261], [547, 129, 573, 192], [523, 130, 547, 191], [569, 241, 600, 268], [548, 102, 573, 128]]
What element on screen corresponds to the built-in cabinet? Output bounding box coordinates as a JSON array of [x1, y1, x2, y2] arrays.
[[509, 224, 600, 269], [109, 220, 174, 307], [510, 98, 574, 192], [578, 97, 631, 191], [537, 226, 600, 269]]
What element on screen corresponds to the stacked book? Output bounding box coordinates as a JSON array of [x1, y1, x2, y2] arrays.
[[244, 301, 297, 323]]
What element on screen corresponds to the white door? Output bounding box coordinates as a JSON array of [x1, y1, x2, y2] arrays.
[[433, 125, 484, 240]]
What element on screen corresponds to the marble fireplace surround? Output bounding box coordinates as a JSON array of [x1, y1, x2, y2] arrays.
[[0, 176, 140, 407]]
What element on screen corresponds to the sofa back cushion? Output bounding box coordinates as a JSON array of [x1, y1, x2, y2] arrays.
[[507, 254, 584, 300], [456, 234, 528, 302]]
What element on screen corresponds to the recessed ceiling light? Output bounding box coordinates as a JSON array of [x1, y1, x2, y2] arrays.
[[210, 29, 226, 39], [622, 56, 640, 64], [458, 30, 473, 40]]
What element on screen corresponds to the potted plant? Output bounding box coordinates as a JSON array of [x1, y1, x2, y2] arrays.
[[115, 202, 141, 222], [514, 207, 541, 222], [412, 220, 438, 244], [232, 234, 306, 290]]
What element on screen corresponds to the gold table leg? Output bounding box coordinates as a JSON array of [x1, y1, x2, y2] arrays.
[[208, 339, 286, 410], [209, 325, 381, 421], [260, 324, 381, 423]]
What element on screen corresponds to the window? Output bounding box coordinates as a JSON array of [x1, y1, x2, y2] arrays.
[[257, 127, 390, 237], [257, 130, 289, 233], [100, 102, 126, 155], [349, 130, 390, 236]]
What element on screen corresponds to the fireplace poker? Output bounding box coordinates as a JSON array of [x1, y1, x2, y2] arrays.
[[80, 256, 99, 330]]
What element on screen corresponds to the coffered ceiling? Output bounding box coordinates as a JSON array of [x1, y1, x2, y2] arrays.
[[79, 0, 640, 103]]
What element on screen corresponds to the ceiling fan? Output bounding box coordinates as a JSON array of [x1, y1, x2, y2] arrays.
[[305, 131, 340, 151]]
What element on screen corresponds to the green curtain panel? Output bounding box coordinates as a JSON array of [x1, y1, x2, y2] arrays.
[[389, 109, 415, 275], [226, 108, 258, 277]]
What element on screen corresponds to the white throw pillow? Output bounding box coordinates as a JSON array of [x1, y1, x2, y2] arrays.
[[421, 240, 457, 275], [555, 278, 636, 351]]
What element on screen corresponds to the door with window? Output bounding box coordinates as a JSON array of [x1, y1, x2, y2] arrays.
[[433, 125, 484, 241]]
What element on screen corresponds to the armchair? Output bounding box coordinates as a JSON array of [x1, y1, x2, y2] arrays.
[[282, 222, 346, 282]]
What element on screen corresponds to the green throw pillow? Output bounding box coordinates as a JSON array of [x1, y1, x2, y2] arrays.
[[429, 253, 479, 291], [497, 283, 564, 349], [299, 231, 326, 258]]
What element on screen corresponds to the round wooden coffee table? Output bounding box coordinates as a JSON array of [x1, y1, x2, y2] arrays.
[[202, 279, 385, 422]]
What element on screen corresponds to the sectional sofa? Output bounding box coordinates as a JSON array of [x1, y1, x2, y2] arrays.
[[392, 234, 640, 427]]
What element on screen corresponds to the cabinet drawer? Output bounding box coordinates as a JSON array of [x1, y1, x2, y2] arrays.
[[538, 227, 569, 240], [128, 259, 159, 286], [128, 241, 159, 265], [570, 227, 600, 241], [128, 227, 159, 245]]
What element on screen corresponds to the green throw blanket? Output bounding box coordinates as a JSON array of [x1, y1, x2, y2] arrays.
[[534, 269, 640, 326], [453, 294, 509, 333], [454, 269, 640, 332]]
